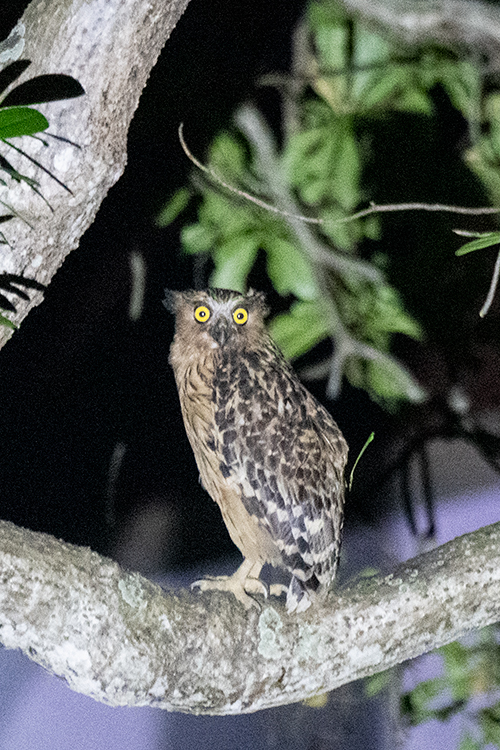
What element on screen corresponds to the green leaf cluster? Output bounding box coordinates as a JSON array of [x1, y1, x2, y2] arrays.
[[0, 60, 84, 328], [0, 60, 84, 202]]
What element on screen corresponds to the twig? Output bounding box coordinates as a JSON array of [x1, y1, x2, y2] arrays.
[[178, 126, 500, 228], [178, 123, 322, 225], [341, 201, 500, 223]]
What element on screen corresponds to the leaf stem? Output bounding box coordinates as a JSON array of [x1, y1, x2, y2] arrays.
[[479, 246, 500, 317]]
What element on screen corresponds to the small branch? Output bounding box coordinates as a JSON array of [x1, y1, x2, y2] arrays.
[[179, 127, 499, 228], [0, 518, 500, 713], [342, 202, 500, 223], [178, 123, 323, 225]]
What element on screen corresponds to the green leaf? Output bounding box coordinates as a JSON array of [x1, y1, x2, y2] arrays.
[[0, 156, 38, 189], [284, 113, 361, 211], [283, 126, 325, 189], [0, 311, 16, 329], [265, 237, 318, 300], [269, 301, 329, 359], [401, 677, 447, 725], [349, 431, 374, 490], [208, 131, 247, 178], [156, 188, 191, 227], [372, 286, 423, 339], [365, 667, 391, 698], [440, 641, 474, 701], [0, 107, 48, 138], [321, 206, 362, 252], [211, 235, 259, 291], [480, 703, 500, 747], [358, 355, 426, 404], [456, 232, 500, 256], [309, 7, 348, 72], [333, 126, 361, 209], [200, 192, 256, 236], [0, 74, 84, 107]]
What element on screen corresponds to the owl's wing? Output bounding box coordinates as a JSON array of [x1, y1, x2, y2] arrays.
[[218, 358, 347, 587]]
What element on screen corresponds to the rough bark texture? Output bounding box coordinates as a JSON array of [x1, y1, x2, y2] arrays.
[[0, 518, 499, 714], [0, 0, 190, 346], [338, 0, 500, 65]]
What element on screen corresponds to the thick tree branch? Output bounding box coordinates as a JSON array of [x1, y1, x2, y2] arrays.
[[0, 518, 499, 714], [0, 0, 190, 347]]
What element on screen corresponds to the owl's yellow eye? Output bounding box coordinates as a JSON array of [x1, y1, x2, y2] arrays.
[[194, 305, 211, 323], [233, 307, 248, 325]]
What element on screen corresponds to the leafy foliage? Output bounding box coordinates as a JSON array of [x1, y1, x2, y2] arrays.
[[400, 628, 500, 749], [0, 60, 84, 327], [157, 0, 500, 406], [0, 60, 84, 219]]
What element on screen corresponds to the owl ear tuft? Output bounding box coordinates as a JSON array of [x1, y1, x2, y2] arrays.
[[246, 288, 270, 318]]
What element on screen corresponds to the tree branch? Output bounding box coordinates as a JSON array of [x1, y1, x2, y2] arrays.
[[0, 518, 499, 714], [0, 0, 191, 347], [337, 0, 500, 66]]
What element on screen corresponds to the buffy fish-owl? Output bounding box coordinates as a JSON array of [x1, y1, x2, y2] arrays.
[[165, 288, 348, 613]]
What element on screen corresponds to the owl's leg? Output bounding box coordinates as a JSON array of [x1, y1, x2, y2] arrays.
[[191, 558, 267, 610]]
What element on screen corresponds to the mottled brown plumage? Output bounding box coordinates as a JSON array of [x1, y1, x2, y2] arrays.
[[165, 288, 348, 613]]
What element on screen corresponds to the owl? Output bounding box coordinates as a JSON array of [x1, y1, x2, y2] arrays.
[[165, 288, 348, 614]]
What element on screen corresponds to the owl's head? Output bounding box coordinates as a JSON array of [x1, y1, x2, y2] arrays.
[[164, 288, 270, 349]]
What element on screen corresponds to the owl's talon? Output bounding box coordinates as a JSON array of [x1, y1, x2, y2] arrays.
[[190, 576, 219, 586], [244, 576, 269, 598], [190, 574, 262, 610]]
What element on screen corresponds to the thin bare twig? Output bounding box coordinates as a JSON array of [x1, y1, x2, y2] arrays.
[[179, 126, 500, 228], [178, 123, 322, 224], [341, 201, 500, 223]]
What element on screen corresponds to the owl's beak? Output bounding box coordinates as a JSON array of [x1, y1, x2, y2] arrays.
[[211, 316, 230, 346]]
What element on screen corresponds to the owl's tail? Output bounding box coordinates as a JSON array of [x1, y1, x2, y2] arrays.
[[286, 574, 320, 613]]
